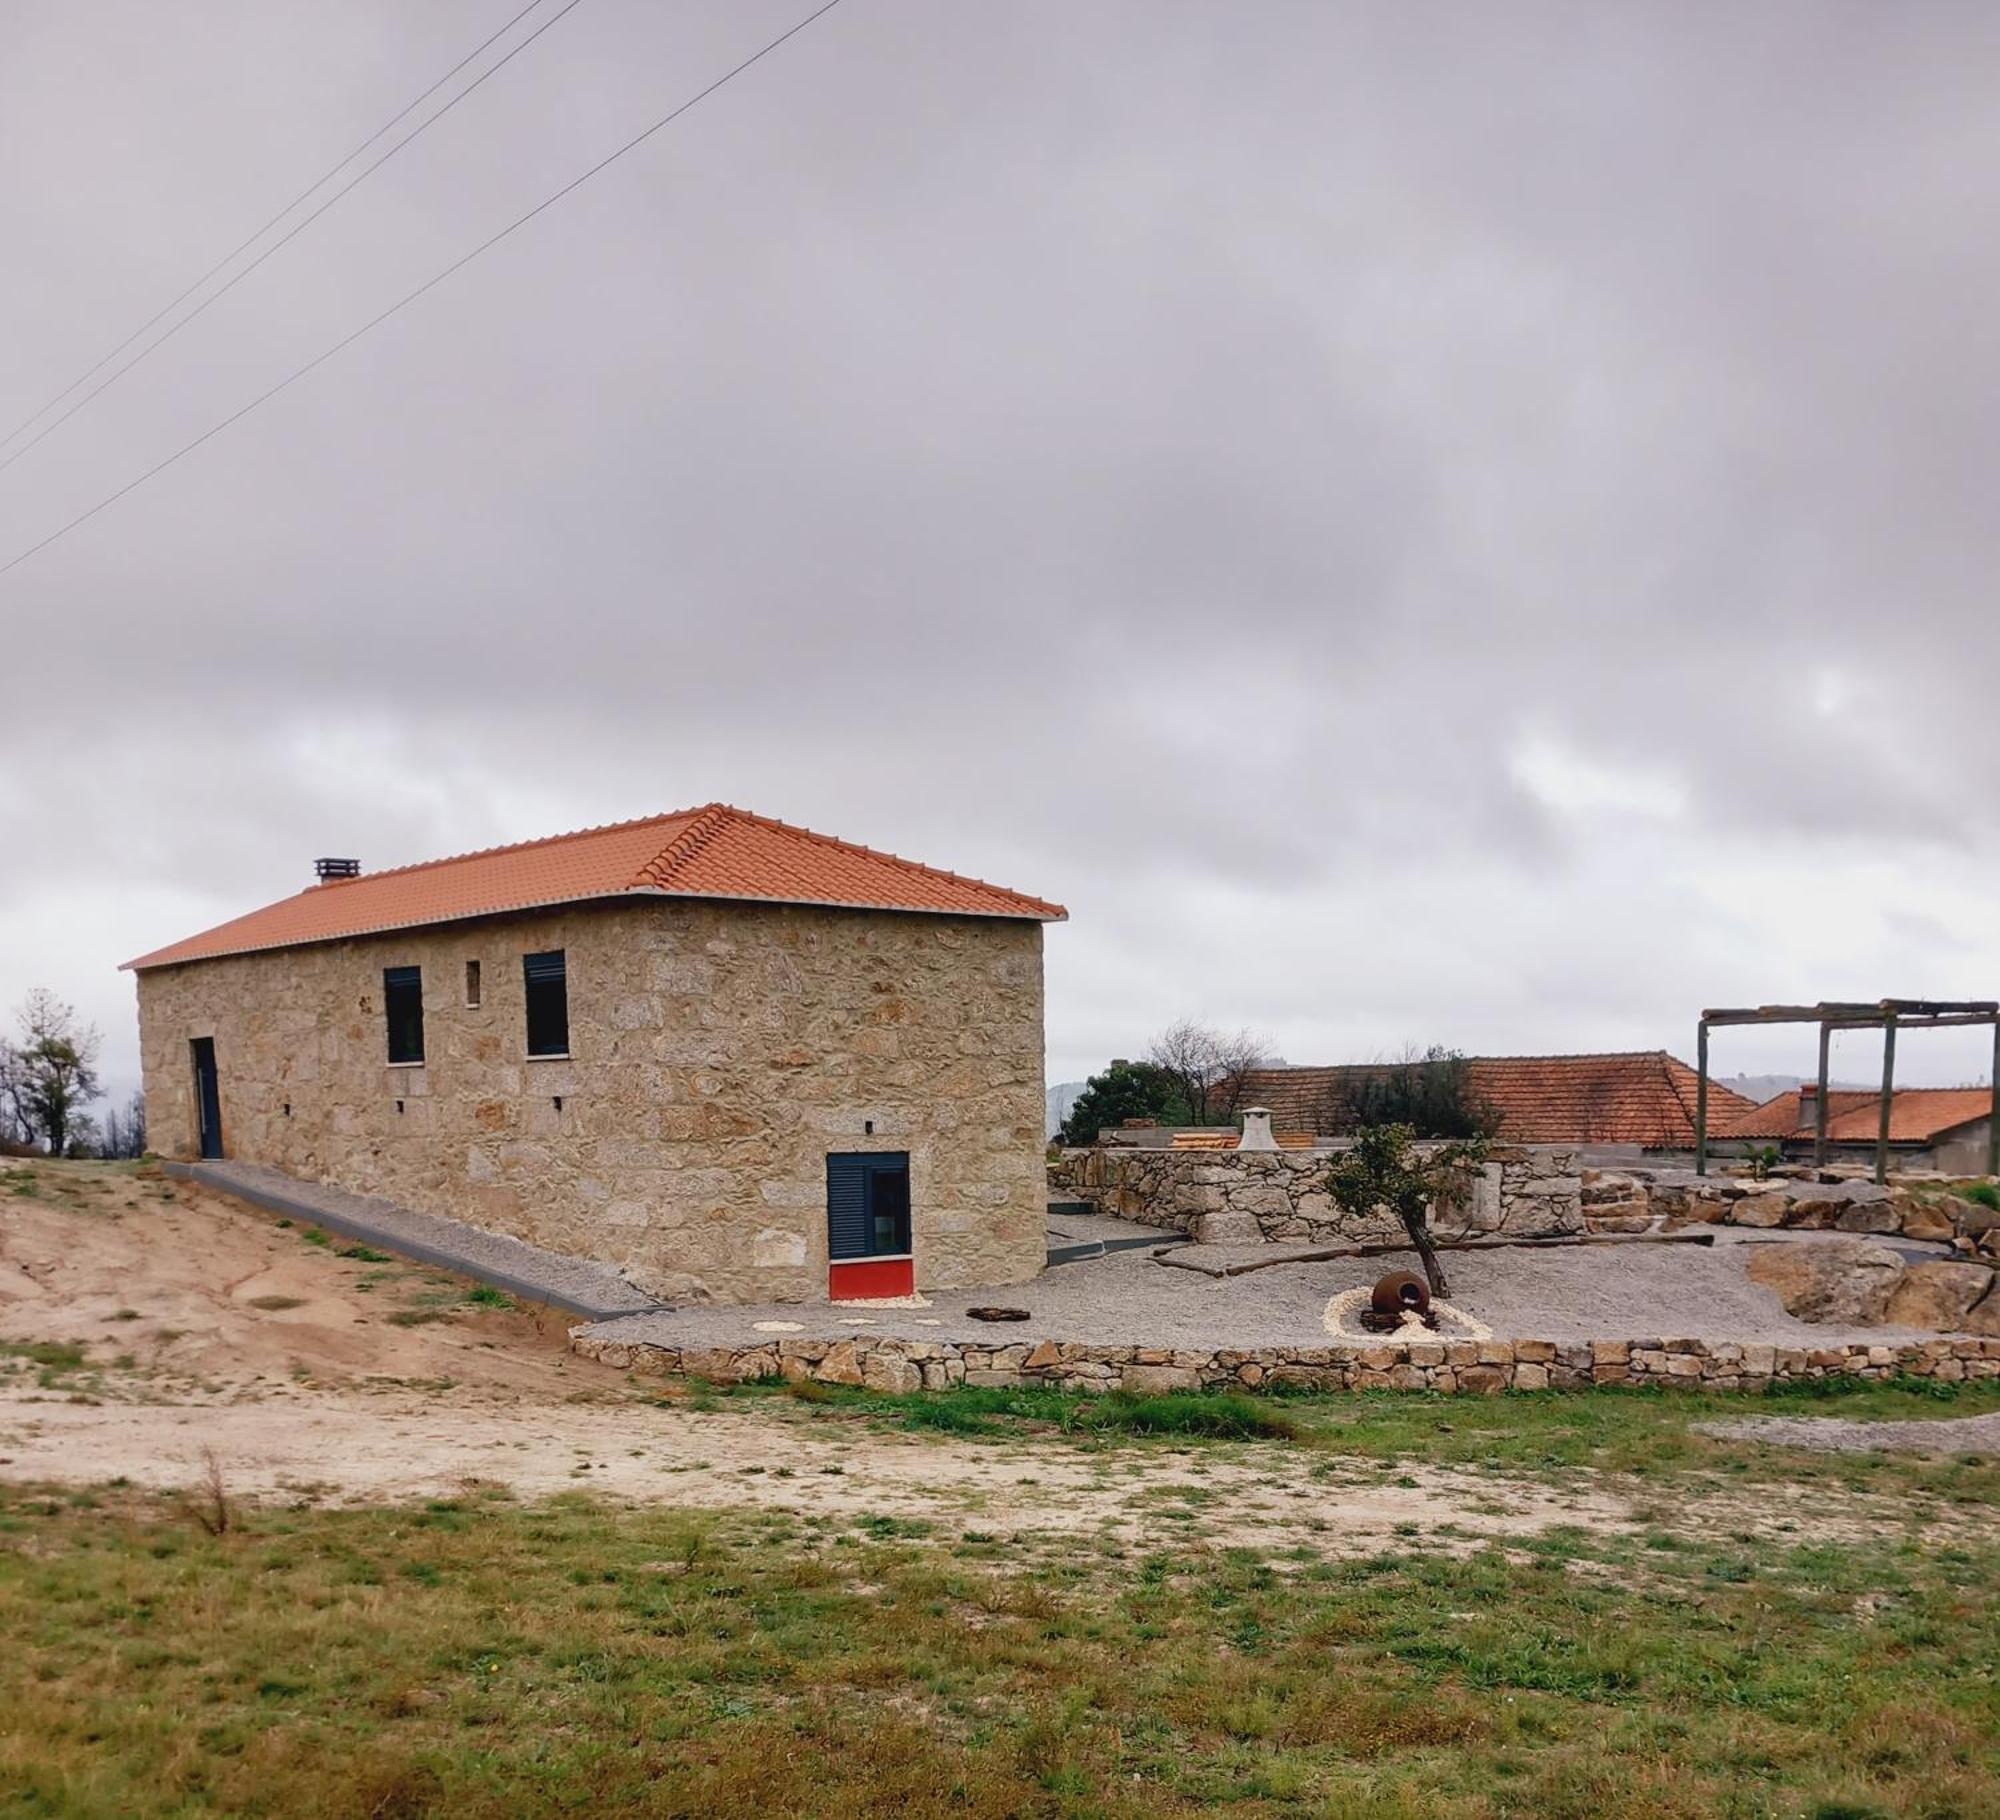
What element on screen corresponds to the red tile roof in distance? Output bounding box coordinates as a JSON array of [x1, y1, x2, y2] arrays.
[[123, 804, 1066, 971], [1721, 1086, 1994, 1143], [1232, 1052, 1754, 1147]]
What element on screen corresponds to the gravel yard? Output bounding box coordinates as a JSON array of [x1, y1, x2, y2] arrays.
[[582, 1228, 1945, 1354]]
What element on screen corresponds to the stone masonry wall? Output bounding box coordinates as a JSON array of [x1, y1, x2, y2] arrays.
[[574, 1326, 2000, 1396], [135, 900, 1047, 1304], [1062, 1144, 1587, 1244]]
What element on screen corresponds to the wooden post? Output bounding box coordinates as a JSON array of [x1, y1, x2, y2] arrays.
[[1989, 1017, 1999, 1178], [1813, 1020, 1832, 1168], [1875, 1013, 1897, 1185], [1695, 1019, 1709, 1176]]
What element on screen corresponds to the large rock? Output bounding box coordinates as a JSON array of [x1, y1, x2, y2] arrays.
[[1966, 1285, 2000, 1337], [1745, 1238, 1906, 1325], [1883, 1261, 1996, 1331]]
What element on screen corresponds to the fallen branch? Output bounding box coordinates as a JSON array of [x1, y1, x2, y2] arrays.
[[1152, 1229, 1717, 1279]]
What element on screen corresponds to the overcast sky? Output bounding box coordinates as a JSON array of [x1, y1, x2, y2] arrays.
[[5, 0, 2000, 1105]]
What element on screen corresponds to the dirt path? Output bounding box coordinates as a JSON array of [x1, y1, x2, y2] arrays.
[[1701, 1410, 2000, 1455], [0, 1383, 1632, 1553]]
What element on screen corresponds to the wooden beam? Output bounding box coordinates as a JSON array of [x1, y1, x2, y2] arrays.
[[1814, 1020, 1832, 1169], [1826, 1012, 2000, 1032], [1875, 1013, 1897, 1186], [1696, 1019, 1709, 1176], [1990, 1020, 1999, 1179]]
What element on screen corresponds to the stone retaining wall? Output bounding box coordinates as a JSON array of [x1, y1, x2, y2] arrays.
[[573, 1327, 2000, 1395], [1060, 1144, 1586, 1244], [1580, 1168, 1996, 1248]]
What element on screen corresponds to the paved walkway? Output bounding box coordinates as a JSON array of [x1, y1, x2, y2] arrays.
[[166, 1160, 662, 1319]]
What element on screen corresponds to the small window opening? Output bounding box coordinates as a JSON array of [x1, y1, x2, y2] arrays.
[[553, 1095, 563, 1112], [523, 950, 568, 1057], [282, 1102, 291, 1118], [384, 965, 424, 1065], [465, 958, 482, 1008], [864, 1119, 874, 1136], [396, 1099, 405, 1114]]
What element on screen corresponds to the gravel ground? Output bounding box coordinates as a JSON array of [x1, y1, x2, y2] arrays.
[[1700, 1411, 2000, 1455], [174, 1160, 661, 1319], [582, 1234, 1938, 1353]]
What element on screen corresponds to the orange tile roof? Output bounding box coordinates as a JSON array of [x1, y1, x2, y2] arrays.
[[1720, 1086, 1993, 1144], [1231, 1052, 1753, 1148], [124, 804, 1066, 971]]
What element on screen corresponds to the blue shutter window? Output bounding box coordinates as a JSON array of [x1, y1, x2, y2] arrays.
[[826, 1153, 912, 1259], [523, 950, 568, 1056], [384, 966, 424, 1065]]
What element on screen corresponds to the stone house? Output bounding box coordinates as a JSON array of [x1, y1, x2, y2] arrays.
[[1719, 1085, 1994, 1174], [124, 804, 1064, 1304]]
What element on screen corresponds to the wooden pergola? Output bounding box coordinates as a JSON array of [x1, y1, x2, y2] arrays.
[[1696, 999, 2000, 1182]]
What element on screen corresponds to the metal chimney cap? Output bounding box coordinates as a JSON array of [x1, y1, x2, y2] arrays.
[[314, 857, 362, 882]]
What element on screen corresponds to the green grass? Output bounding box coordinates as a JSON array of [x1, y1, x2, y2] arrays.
[[783, 1381, 1300, 1441], [0, 1475, 1993, 1819], [1963, 1182, 2000, 1212], [713, 1376, 2000, 1495]]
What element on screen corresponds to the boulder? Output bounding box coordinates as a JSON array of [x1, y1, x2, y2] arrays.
[[1730, 1193, 1791, 1228], [1965, 1285, 2000, 1337], [1882, 1261, 1996, 1332], [1895, 1195, 1960, 1244], [1745, 1238, 1906, 1325]]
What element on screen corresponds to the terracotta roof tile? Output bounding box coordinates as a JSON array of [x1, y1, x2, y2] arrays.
[[125, 804, 1065, 971], [1232, 1052, 1753, 1148], [1720, 1086, 1992, 1143]]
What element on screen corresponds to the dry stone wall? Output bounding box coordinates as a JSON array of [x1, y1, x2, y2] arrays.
[[136, 899, 1047, 1304], [1060, 1144, 1587, 1244], [573, 1326, 2000, 1395]]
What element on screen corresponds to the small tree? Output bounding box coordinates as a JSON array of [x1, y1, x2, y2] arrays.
[[1324, 1122, 1489, 1298], [1060, 1060, 1188, 1145], [1146, 1019, 1273, 1126], [1348, 1046, 1499, 1139], [4, 990, 102, 1158]]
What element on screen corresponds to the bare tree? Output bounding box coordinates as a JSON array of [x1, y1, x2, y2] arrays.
[[1146, 1019, 1274, 1126], [98, 1090, 148, 1160], [4, 989, 102, 1157]]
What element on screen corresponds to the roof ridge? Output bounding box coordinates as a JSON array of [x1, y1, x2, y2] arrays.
[[657, 801, 1068, 919], [630, 802, 736, 891], [315, 808, 708, 888]]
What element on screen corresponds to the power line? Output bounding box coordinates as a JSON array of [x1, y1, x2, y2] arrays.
[[0, 0, 846, 580], [0, 0, 557, 455], [0, 0, 590, 479]]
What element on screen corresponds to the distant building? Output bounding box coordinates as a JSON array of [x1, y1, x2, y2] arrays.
[[1228, 1051, 1752, 1150], [1719, 1084, 1994, 1173], [124, 804, 1064, 1304]]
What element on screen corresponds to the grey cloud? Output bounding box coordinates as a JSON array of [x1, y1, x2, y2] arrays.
[[4, 0, 1999, 1093]]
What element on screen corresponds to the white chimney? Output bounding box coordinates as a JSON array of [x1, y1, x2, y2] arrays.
[[1238, 1106, 1278, 1151]]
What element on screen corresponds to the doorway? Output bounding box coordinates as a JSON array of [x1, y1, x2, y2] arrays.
[[190, 1037, 223, 1160], [826, 1151, 913, 1299]]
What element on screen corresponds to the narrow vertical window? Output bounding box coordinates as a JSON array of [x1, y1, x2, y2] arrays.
[[384, 966, 424, 1065], [523, 950, 568, 1056], [464, 958, 482, 1008]]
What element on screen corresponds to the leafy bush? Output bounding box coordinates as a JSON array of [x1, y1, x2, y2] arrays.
[[1059, 1060, 1188, 1145]]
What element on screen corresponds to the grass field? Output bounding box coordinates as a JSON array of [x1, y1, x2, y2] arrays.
[[4, 1381, 1997, 1819]]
